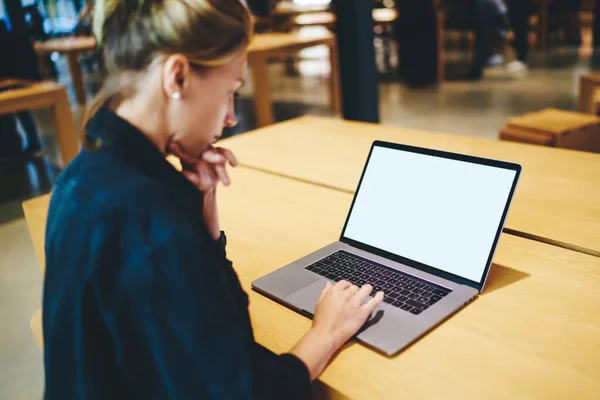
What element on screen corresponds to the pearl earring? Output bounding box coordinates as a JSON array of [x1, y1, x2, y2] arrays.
[[172, 92, 181, 100]]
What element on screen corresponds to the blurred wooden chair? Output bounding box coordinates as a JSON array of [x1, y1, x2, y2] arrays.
[[0, 78, 79, 166], [499, 108, 600, 153]]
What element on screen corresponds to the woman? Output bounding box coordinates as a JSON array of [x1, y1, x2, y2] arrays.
[[43, 0, 384, 398]]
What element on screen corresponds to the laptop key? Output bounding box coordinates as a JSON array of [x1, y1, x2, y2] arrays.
[[406, 299, 429, 310], [433, 289, 450, 297], [400, 289, 411, 296], [405, 285, 416, 291], [417, 296, 429, 303], [414, 282, 425, 288], [408, 293, 419, 299], [396, 295, 408, 302], [409, 308, 423, 315], [383, 297, 395, 304], [401, 304, 413, 312], [430, 295, 442, 302], [413, 288, 424, 294], [392, 300, 404, 307]]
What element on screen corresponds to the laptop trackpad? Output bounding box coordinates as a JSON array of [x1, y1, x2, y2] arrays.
[[284, 278, 329, 315]]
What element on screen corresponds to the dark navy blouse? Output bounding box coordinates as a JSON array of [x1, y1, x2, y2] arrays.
[[43, 108, 312, 399]]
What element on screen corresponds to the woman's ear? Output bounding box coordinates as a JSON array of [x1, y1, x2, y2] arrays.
[[162, 54, 191, 100]]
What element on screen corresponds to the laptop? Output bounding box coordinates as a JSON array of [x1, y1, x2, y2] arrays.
[[252, 140, 521, 356]]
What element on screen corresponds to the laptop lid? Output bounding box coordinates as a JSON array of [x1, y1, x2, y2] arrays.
[[340, 141, 521, 292]]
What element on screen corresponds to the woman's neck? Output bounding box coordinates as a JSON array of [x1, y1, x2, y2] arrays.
[[114, 94, 170, 154]]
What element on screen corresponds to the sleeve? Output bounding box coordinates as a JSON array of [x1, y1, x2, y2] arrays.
[[109, 196, 313, 400]]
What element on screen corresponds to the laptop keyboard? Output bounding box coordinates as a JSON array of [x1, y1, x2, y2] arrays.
[[305, 250, 452, 315]]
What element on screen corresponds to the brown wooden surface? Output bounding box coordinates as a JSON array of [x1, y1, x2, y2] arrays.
[[31, 308, 43, 350], [503, 108, 600, 153], [34, 36, 96, 105], [507, 108, 600, 135], [33, 36, 97, 55], [22, 167, 600, 399], [579, 72, 600, 114], [0, 81, 79, 165], [248, 33, 341, 126], [222, 116, 600, 257]]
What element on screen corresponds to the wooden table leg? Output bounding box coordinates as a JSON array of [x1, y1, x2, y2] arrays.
[[578, 76, 597, 114], [250, 55, 275, 127], [538, 0, 549, 50], [328, 41, 342, 115], [65, 53, 87, 106], [51, 88, 80, 165]]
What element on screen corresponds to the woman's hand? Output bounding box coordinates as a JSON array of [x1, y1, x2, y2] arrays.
[[168, 142, 238, 193], [168, 142, 237, 239], [312, 281, 383, 351], [290, 281, 383, 380]]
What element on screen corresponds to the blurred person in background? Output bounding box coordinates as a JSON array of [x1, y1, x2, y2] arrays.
[[507, 0, 583, 73]]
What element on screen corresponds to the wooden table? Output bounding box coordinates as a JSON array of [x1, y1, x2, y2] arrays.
[[289, 8, 398, 29], [578, 72, 600, 114], [34, 36, 97, 106], [222, 116, 600, 257], [0, 79, 79, 165], [248, 32, 341, 127], [21, 167, 600, 398]]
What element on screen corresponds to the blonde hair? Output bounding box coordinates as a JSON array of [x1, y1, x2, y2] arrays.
[[83, 0, 253, 147]]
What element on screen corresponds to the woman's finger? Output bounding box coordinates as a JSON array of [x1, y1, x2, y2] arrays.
[[361, 291, 384, 314], [214, 164, 230, 186], [318, 281, 332, 302], [216, 147, 238, 167], [352, 284, 373, 306], [334, 280, 352, 292], [196, 164, 218, 190], [202, 150, 226, 164]]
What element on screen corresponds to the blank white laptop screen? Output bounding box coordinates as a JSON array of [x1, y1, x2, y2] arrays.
[[343, 146, 517, 283]]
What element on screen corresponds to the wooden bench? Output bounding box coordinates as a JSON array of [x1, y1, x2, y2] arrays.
[[499, 108, 600, 154]]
